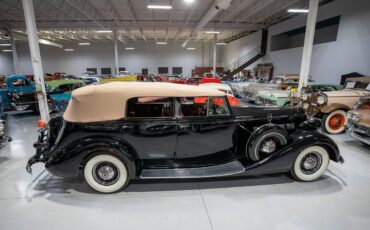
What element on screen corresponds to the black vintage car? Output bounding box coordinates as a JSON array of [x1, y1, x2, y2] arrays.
[[26, 82, 343, 193]]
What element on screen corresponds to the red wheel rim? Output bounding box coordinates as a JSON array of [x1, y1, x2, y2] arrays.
[[328, 114, 345, 130]]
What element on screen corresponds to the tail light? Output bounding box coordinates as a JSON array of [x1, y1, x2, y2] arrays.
[[49, 98, 55, 103], [61, 100, 69, 105], [37, 118, 48, 128]]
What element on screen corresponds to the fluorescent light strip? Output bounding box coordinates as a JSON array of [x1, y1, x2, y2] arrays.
[[2, 49, 12, 52], [184, 0, 195, 3], [64, 48, 74, 51], [96, 30, 113, 33], [79, 42, 90, 45], [125, 47, 135, 50], [187, 47, 196, 50], [216, 42, 227, 45], [147, 5, 172, 9], [287, 9, 309, 13], [156, 42, 167, 45], [0, 43, 11, 46], [205, 31, 220, 34]]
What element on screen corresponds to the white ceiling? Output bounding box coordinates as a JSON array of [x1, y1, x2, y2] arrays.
[[0, 0, 327, 45]]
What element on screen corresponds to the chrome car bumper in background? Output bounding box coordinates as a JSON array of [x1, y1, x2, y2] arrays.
[[346, 124, 370, 145]]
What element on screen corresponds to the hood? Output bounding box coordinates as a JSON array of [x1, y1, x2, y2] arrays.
[[258, 90, 289, 98], [323, 90, 368, 97]]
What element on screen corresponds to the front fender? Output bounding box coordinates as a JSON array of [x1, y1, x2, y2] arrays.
[[321, 103, 351, 113]]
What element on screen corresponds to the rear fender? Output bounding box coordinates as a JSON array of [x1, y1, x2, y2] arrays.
[[45, 135, 138, 178]]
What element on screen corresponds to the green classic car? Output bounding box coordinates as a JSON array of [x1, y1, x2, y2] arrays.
[[255, 83, 343, 107], [47, 79, 85, 112]]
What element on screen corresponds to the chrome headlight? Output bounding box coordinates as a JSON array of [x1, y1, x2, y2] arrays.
[[317, 95, 326, 105], [303, 103, 309, 110], [301, 94, 308, 101]]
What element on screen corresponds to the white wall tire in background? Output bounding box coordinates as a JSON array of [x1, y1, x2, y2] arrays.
[[84, 154, 129, 193], [292, 146, 330, 182], [322, 110, 347, 134]]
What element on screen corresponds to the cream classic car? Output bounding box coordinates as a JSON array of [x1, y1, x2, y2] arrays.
[[303, 77, 370, 134], [346, 107, 370, 145]]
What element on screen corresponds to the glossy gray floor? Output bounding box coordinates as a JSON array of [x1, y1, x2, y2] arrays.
[[1, 112, 370, 230]]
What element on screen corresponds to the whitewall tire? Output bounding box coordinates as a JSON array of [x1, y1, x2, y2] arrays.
[[322, 110, 347, 134], [291, 146, 330, 182], [84, 154, 129, 193]]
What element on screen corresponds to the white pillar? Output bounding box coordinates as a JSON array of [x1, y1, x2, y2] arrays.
[[113, 26, 119, 74], [297, 0, 319, 96], [21, 0, 49, 122], [8, 27, 19, 74], [212, 34, 217, 76]]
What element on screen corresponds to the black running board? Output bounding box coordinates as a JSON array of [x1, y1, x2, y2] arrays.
[[140, 161, 245, 179]]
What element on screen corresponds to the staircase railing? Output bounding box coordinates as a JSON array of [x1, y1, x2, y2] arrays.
[[224, 45, 262, 73]]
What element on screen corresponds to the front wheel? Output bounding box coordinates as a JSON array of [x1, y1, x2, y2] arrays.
[[84, 154, 129, 193], [322, 110, 347, 134], [291, 146, 330, 181]]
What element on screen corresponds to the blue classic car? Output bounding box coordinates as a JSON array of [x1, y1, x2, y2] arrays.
[[48, 80, 85, 112]]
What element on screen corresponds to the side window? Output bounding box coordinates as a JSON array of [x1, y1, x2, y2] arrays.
[[180, 97, 230, 117], [12, 79, 29, 87], [207, 97, 230, 116], [127, 97, 174, 118], [57, 84, 71, 93]]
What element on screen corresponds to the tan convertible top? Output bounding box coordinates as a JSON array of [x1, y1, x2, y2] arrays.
[[63, 82, 225, 123], [346, 77, 370, 83]]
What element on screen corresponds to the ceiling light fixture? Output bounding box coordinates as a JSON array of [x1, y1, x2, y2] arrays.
[[287, 9, 309, 13], [79, 42, 90, 45], [187, 47, 196, 50], [96, 30, 113, 33], [147, 5, 172, 9], [148, 5, 172, 10], [2, 49, 12, 52], [156, 41, 167, 45], [184, 0, 195, 3], [125, 47, 135, 50], [216, 42, 227, 45], [64, 48, 74, 51], [205, 31, 220, 34], [0, 43, 11, 46]]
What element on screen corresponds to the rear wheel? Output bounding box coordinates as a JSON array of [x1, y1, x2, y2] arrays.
[[322, 110, 347, 134], [291, 146, 329, 181], [84, 154, 129, 193]]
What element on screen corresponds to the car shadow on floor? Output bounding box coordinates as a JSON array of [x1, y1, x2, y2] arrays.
[[31, 171, 344, 197]]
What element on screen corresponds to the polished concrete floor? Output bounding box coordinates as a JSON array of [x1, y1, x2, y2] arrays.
[[1, 111, 370, 230]]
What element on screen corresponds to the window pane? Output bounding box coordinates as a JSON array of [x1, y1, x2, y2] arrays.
[[207, 97, 230, 116], [127, 97, 174, 118], [158, 67, 168, 74], [180, 97, 208, 117]]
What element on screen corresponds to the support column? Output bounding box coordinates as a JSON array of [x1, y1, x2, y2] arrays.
[[212, 34, 217, 76], [8, 27, 19, 74], [297, 0, 319, 96], [113, 26, 119, 74], [21, 0, 49, 122]]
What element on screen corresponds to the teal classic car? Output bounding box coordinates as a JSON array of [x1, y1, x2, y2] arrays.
[[255, 83, 343, 107], [48, 80, 85, 112]]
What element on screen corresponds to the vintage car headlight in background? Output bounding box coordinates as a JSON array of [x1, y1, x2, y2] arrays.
[[347, 113, 360, 122], [303, 103, 309, 110], [317, 94, 327, 105]]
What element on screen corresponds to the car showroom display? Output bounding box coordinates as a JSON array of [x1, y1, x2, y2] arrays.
[[48, 79, 86, 112], [26, 82, 343, 193], [303, 77, 370, 134], [255, 83, 343, 107]]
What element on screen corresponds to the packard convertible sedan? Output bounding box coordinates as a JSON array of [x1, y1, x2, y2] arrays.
[[26, 82, 343, 193]]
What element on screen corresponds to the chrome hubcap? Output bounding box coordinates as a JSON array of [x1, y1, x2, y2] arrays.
[[260, 139, 277, 154], [92, 161, 120, 186], [300, 152, 322, 175]]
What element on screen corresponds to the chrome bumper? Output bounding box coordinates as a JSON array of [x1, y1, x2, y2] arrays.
[[346, 125, 370, 145]]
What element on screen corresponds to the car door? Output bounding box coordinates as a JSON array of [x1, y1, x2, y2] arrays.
[[121, 97, 177, 160], [176, 96, 237, 160]]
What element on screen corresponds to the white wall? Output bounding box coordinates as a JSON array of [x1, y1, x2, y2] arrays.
[[0, 52, 14, 74], [15, 40, 217, 77], [221, 0, 370, 84]]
